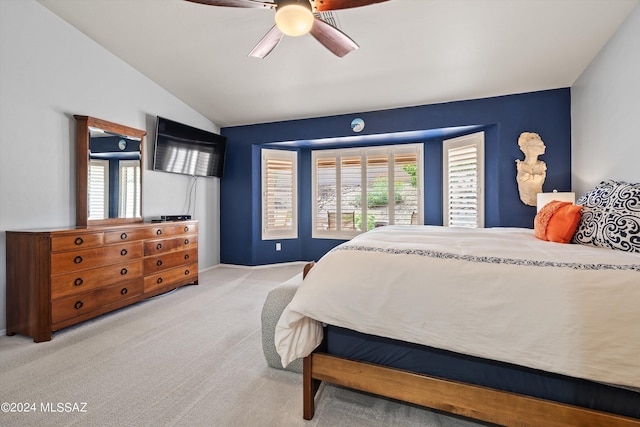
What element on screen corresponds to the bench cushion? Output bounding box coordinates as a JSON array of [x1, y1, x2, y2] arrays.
[[261, 273, 303, 373]]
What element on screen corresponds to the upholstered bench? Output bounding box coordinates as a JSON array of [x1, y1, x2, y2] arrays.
[[261, 272, 304, 374]]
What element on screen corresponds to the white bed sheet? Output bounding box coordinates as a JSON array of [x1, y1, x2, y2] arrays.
[[275, 226, 640, 389]]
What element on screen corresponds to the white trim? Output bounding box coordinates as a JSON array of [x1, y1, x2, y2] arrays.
[[261, 148, 298, 240], [88, 159, 109, 220], [443, 131, 485, 228], [312, 144, 423, 239]]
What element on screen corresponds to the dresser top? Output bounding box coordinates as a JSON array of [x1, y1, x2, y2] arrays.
[[7, 220, 198, 235]]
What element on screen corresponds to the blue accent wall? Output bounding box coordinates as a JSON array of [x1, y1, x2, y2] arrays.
[[220, 89, 571, 266]]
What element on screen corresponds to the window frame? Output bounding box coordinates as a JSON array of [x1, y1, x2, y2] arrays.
[[88, 159, 109, 220], [443, 131, 485, 228], [312, 143, 423, 240], [119, 159, 141, 218], [261, 148, 298, 240]]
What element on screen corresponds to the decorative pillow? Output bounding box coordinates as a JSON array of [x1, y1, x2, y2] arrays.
[[572, 180, 640, 252], [534, 201, 582, 243], [574, 179, 618, 209]]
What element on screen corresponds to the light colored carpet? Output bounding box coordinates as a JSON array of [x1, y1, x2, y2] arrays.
[[0, 264, 487, 427]]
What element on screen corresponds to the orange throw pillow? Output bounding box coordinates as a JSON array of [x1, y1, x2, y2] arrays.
[[534, 201, 582, 243]]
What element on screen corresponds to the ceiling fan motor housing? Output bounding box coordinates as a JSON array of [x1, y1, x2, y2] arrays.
[[276, 0, 313, 11]]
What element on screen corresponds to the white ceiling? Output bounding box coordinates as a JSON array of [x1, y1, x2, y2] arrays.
[[38, 0, 638, 128]]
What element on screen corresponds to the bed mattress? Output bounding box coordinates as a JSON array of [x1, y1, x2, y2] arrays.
[[276, 226, 640, 389]]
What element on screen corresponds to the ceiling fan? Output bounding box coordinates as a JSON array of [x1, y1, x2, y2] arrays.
[[184, 0, 389, 58]]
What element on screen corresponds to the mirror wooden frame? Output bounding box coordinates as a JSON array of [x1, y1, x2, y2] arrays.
[[75, 115, 146, 227]]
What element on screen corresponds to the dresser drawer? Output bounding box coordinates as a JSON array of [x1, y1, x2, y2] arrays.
[[144, 234, 198, 256], [50, 241, 143, 275], [144, 263, 198, 293], [51, 260, 143, 299], [51, 232, 104, 252], [51, 279, 144, 325], [173, 222, 197, 235], [104, 228, 149, 244], [146, 222, 199, 239], [143, 248, 198, 274]]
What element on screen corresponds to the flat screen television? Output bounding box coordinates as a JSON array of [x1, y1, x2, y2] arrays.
[[153, 116, 226, 178]]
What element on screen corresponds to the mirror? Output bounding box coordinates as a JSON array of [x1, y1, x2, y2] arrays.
[[75, 115, 146, 226]]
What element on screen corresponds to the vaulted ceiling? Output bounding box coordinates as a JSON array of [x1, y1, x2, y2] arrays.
[[38, 0, 638, 127]]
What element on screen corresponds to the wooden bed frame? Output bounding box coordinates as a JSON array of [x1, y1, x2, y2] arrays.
[[298, 263, 639, 427], [302, 352, 640, 426]]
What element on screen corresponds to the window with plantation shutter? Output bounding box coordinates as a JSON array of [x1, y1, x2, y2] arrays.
[[443, 132, 484, 228], [313, 144, 422, 239], [119, 160, 141, 218], [262, 149, 297, 240], [88, 159, 109, 220]]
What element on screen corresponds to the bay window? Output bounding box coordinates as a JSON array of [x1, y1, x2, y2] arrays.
[[313, 144, 423, 239]]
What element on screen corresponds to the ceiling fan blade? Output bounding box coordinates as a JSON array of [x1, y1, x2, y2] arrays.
[[309, 17, 358, 57], [311, 0, 388, 12], [184, 0, 275, 9], [248, 25, 284, 59]]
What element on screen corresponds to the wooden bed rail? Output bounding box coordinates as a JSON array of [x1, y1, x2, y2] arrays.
[[303, 261, 315, 279], [303, 352, 640, 427]]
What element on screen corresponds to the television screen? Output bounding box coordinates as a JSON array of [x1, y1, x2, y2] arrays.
[[153, 116, 226, 178]]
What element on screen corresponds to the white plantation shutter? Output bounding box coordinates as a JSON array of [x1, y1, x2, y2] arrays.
[[340, 154, 361, 231], [313, 144, 422, 238], [366, 152, 389, 228], [119, 160, 141, 218], [443, 132, 484, 228], [314, 155, 337, 231], [88, 159, 109, 220], [262, 149, 297, 239], [393, 151, 419, 225]]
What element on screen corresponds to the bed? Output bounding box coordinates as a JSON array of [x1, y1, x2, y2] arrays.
[[275, 180, 640, 426]]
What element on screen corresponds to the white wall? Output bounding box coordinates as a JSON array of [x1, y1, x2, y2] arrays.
[[0, 0, 222, 333], [571, 5, 640, 196]]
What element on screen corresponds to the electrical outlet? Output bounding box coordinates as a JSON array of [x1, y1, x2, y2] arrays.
[[275, 242, 281, 251]]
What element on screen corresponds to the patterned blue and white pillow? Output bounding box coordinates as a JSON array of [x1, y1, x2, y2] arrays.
[[573, 180, 640, 252]]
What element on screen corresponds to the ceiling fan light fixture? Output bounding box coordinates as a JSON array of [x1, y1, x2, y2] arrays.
[[275, 4, 314, 37]]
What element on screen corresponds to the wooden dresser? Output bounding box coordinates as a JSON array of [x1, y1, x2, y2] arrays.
[[6, 220, 198, 342]]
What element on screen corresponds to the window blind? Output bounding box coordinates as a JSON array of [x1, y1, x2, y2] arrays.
[[312, 144, 422, 238], [262, 149, 297, 239], [88, 160, 108, 220], [119, 160, 141, 218], [443, 132, 484, 228]]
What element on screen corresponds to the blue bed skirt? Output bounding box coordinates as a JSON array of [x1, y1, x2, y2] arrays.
[[326, 325, 640, 419]]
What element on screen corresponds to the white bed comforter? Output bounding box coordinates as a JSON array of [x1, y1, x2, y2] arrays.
[[275, 226, 640, 389]]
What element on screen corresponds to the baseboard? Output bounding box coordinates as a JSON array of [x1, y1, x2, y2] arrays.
[[218, 261, 309, 270]]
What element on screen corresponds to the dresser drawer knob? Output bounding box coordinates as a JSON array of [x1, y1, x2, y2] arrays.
[[120, 268, 128, 275], [184, 254, 189, 260], [184, 269, 190, 276], [157, 277, 163, 284], [74, 256, 83, 264], [74, 278, 83, 287], [74, 237, 84, 246], [184, 239, 189, 245], [184, 226, 189, 232], [121, 288, 128, 296], [120, 232, 128, 240], [156, 229, 163, 236], [156, 260, 163, 267], [120, 249, 128, 256], [74, 301, 84, 310], [156, 243, 163, 250]]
